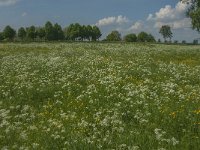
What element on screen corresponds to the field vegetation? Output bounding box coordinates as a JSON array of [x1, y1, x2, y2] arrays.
[[0, 43, 199, 149]]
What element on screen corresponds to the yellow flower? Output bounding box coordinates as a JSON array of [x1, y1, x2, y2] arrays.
[[170, 112, 176, 118], [193, 109, 200, 115]]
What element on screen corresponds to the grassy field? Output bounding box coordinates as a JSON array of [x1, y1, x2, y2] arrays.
[[0, 43, 199, 150]]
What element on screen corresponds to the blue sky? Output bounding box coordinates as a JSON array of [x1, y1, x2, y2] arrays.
[[0, 0, 199, 42]]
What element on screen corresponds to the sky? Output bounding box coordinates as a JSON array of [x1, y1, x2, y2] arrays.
[[0, 0, 199, 42]]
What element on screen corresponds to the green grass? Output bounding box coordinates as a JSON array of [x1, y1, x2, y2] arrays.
[[0, 43, 200, 149]]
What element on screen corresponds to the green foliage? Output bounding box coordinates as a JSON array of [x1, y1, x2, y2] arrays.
[[3, 25, 16, 41], [0, 32, 4, 41], [65, 24, 101, 41], [181, 0, 200, 32], [18, 27, 26, 40], [190, 9, 200, 32], [147, 34, 156, 42], [124, 33, 137, 42], [36, 27, 46, 40], [137, 32, 149, 42], [91, 26, 102, 41], [54, 23, 64, 40], [106, 30, 121, 41], [45, 21, 55, 41], [193, 39, 198, 44], [26, 26, 37, 40], [159, 25, 173, 41], [182, 40, 186, 44], [174, 40, 179, 44], [0, 43, 200, 149]]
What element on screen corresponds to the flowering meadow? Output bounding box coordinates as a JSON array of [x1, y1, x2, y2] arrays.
[[0, 43, 199, 150]]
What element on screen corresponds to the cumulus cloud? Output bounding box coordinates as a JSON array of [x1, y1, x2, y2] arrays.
[[128, 21, 143, 31], [0, 0, 20, 6], [147, 2, 191, 29], [96, 15, 129, 26]]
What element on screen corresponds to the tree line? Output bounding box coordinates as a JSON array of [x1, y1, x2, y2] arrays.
[[0, 21, 198, 44], [0, 21, 157, 43], [105, 30, 156, 42], [0, 21, 102, 42]]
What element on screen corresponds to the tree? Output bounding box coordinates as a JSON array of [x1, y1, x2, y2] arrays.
[[86, 25, 93, 41], [3, 26, 16, 41], [65, 24, 101, 41], [159, 25, 173, 41], [18, 27, 26, 40], [137, 32, 149, 42], [124, 33, 137, 42], [147, 34, 156, 42], [174, 40, 178, 44], [157, 39, 161, 43], [106, 30, 121, 41], [0, 32, 4, 41], [181, 0, 200, 32], [193, 39, 198, 44], [54, 23, 64, 40], [26, 26, 36, 40], [45, 21, 55, 41], [182, 40, 186, 44], [65, 23, 81, 41], [91, 26, 101, 41], [36, 27, 46, 40]]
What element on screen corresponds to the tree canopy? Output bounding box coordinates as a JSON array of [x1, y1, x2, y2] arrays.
[[18, 27, 26, 40], [124, 33, 137, 42], [65, 24, 101, 41], [106, 31, 121, 41], [3, 26, 16, 41], [159, 25, 173, 41], [181, 0, 200, 32]]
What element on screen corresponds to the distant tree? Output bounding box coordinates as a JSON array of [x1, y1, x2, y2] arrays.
[[0, 32, 4, 41], [3, 25, 16, 41], [91, 26, 101, 41], [106, 30, 121, 41], [64, 24, 101, 41], [18, 27, 26, 40], [54, 23, 64, 40], [36, 27, 46, 40], [74, 23, 83, 40], [181, 0, 200, 32], [65, 23, 82, 41], [147, 34, 156, 42], [45, 21, 55, 41], [193, 39, 198, 44], [86, 25, 93, 41], [137, 32, 149, 42], [159, 25, 173, 41], [182, 40, 186, 44], [80, 25, 87, 40], [26, 26, 36, 40], [174, 40, 178, 44], [124, 33, 137, 42], [157, 39, 161, 43]]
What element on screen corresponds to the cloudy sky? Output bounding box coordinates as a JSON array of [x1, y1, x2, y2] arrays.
[[0, 0, 199, 42]]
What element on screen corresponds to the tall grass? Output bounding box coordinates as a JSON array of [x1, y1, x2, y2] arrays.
[[0, 43, 199, 149]]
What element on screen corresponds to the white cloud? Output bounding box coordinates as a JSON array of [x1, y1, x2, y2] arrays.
[[155, 5, 176, 20], [128, 21, 143, 31], [21, 12, 27, 17], [147, 2, 191, 29], [146, 14, 153, 21], [172, 18, 191, 29], [96, 15, 129, 27], [0, 0, 20, 6]]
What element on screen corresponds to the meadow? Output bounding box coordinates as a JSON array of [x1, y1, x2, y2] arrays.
[[0, 43, 199, 150]]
